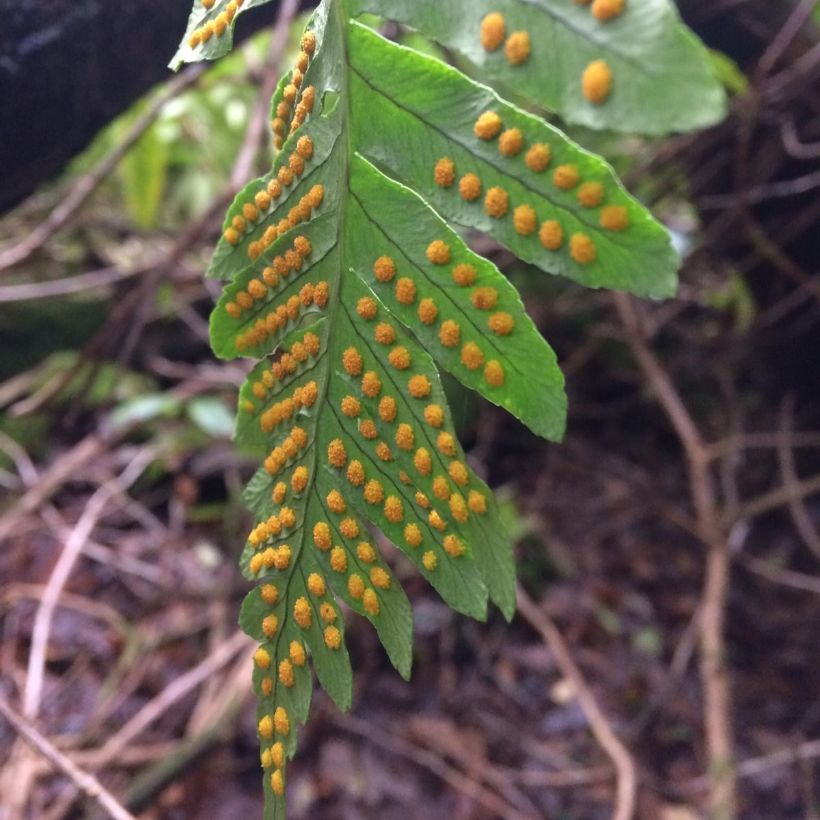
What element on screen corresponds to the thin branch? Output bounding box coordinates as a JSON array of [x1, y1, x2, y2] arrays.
[[614, 293, 736, 819], [333, 712, 533, 820], [0, 265, 143, 304], [729, 474, 820, 525], [756, 0, 820, 77], [0, 695, 136, 820], [504, 764, 612, 789], [23, 448, 156, 718], [612, 294, 706, 461], [740, 555, 820, 597], [698, 169, 820, 209], [683, 739, 820, 793], [0, 65, 206, 273], [0, 434, 104, 542], [766, 41, 820, 100], [705, 431, 820, 462], [776, 397, 820, 561], [95, 630, 252, 764], [627, 606, 701, 741], [781, 117, 820, 160], [516, 584, 638, 820], [0, 429, 38, 486]]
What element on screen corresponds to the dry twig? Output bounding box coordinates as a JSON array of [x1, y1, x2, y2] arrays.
[[95, 629, 252, 764], [0, 695, 137, 820], [776, 397, 820, 561], [0, 265, 144, 304], [683, 738, 820, 793], [614, 293, 736, 819], [333, 712, 534, 820], [516, 584, 638, 820], [23, 447, 157, 719]]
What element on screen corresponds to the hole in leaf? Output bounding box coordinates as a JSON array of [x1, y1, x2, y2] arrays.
[[321, 90, 340, 118]]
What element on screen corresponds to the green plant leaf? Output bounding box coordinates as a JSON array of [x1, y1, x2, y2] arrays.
[[170, 0, 720, 815], [170, 0, 260, 70], [350, 0, 727, 135], [187, 396, 237, 438], [118, 114, 169, 230], [173, 0, 726, 135]]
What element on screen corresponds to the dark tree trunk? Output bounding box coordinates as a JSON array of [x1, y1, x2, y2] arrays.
[[0, 0, 315, 214]]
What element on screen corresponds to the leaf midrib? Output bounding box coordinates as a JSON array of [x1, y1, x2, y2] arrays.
[[296, 0, 353, 547]]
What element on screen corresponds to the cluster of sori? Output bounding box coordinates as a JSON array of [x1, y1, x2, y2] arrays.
[[241, 330, 322, 416], [258, 378, 317, 443], [221, 189, 330, 353], [272, 32, 318, 150], [320, 293, 490, 564], [435, 110, 631, 266], [478, 11, 531, 66], [188, 0, 244, 47], [367, 252, 507, 387], [222, 138, 318, 261], [253, 564, 344, 797], [254, 621, 307, 796], [480, 3, 624, 105], [311, 514, 391, 616]]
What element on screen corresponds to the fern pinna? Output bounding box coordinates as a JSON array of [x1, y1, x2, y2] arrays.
[[171, 0, 724, 815]]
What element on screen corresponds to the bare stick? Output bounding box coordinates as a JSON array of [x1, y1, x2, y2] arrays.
[[333, 712, 532, 820], [0, 65, 205, 273], [777, 398, 820, 560], [0, 429, 38, 486], [730, 473, 820, 524], [516, 584, 637, 820], [0, 266, 143, 304], [705, 431, 820, 462], [0, 695, 136, 820], [756, 0, 820, 76], [683, 738, 820, 793], [781, 117, 820, 160], [614, 293, 736, 819], [95, 630, 252, 764], [0, 435, 104, 542], [23, 448, 156, 718], [740, 555, 820, 597]]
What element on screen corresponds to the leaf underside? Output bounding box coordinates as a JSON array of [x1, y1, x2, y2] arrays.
[[169, 0, 719, 816]]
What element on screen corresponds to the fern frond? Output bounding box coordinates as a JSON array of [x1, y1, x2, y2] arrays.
[[170, 1, 723, 815]]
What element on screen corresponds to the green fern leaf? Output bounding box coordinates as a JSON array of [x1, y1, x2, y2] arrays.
[[172, 0, 727, 134], [348, 0, 728, 135], [170, 1, 718, 816]]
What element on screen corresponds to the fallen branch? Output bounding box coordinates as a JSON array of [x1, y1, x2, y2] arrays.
[[23, 448, 157, 719], [614, 292, 736, 819], [95, 629, 252, 764], [0, 695, 136, 820], [516, 584, 638, 820]]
